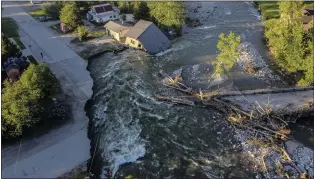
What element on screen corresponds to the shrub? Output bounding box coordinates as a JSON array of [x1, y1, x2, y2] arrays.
[[77, 26, 89, 41], [1, 34, 22, 65]]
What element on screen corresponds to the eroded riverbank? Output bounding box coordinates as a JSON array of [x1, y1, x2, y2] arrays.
[[85, 2, 312, 179]]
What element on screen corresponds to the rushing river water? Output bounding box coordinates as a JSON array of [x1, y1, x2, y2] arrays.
[[87, 2, 269, 178]]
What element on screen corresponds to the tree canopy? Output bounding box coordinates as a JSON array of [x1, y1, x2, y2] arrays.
[[132, 2, 150, 21], [43, 3, 60, 20], [213, 32, 241, 76], [1, 64, 58, 138], [264, 1, 313, 86], [147, 2, 185, 30], [60, 2, 82, 30]]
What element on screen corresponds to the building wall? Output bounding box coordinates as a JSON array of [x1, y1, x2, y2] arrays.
[[94, 12, 119, 23], [108, 30, 120, 42], [125, 37, 144, 49]]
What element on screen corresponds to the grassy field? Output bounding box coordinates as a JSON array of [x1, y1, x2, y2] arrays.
[[28, 8, 47, 20], [2, 17, 19, 37], [256, 2, 280, 20], [71, 30, 106, 43], [256, 1, 314, 20]]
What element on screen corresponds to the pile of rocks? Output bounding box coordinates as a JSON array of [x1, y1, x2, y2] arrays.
[[236, 42, 286, 87], [234, 129, 314, 178]]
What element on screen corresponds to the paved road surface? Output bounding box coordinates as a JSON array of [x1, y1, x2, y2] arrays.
[[2, 2, 93, 178]]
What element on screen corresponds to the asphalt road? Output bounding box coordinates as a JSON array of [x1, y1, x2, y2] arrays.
[[2, 2, 93, 178]]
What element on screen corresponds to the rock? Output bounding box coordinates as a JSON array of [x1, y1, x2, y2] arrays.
[[236, 42, 286, 87], [284, 140, 301, 155], [292, 146, 314, 177]]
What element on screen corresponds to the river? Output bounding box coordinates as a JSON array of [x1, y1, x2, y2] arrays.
[[86, 2, 273, 178]]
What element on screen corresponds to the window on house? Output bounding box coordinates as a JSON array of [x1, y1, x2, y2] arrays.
[[110, 16, 112, 18], [131, 40, 135, 44], [114, 15, 116, 18]]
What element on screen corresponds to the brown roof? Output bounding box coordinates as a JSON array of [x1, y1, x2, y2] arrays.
[[304, 8, 314, 16], [104, 21, 132, 33], [93, 4, 113, 14], [124, 20, 153, 39], [301, 16, 314, 24]]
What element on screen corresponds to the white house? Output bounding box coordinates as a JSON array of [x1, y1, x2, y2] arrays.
[[86, 4, 120, 23]]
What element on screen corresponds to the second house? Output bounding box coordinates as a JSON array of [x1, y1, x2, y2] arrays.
[[105, 20, 171, 54]]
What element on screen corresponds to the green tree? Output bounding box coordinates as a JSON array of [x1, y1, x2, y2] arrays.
[[117, 1, 133, 13], [1, 64, 58, 138], [60, 2, 82, 30], [1, 34, 22, 64], [298, 39, 314, 86], [264, 1, 313, 85], [147, 2, 185, 32], [77, 26, 89, 41], [42, 3, 60, 20], [132, 2, 150, 20], [212, 32, 241, 76]]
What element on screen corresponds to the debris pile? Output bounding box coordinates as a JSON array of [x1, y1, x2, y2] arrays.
[[155, 74, 314, 178]]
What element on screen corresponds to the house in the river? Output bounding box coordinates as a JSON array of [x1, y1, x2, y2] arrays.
[[86, 4, 120, 23], [124, 20, 171, 54], [301, 8, 314, 32], [104, 21, 133, 43]]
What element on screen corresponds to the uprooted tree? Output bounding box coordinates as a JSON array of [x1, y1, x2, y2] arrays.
[[212, 31, 241, 77]]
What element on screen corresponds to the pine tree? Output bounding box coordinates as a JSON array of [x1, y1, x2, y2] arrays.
[[147, 2, 185, 31], [60, 2, 82, 30]]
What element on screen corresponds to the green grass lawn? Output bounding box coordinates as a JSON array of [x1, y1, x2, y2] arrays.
[[11, 37, 26, 49], [71, 30, 107, 44], [27, 55, 38, 65], [256, 1, 280, 20], [28, 8, 47, 20], [256, 1, 314, 20], [2, 17, 19, 37]]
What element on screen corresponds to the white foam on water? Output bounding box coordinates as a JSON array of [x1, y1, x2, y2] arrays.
[[195, 25, 217, 30], [225, 9, 231, 15], [155, 43, 191, 57], [248, 7, 261, 21], [100, 114, 146, 177], [204, 34, 213, 39]]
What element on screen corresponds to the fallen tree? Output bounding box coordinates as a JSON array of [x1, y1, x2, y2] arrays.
[[155, 74, 314, 178]]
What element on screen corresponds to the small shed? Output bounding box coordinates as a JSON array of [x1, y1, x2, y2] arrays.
[[5, 64, 20, 83], [303, 8, 314, 16], [60, 22, 70, 34], [301, 16, 314, 32]]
